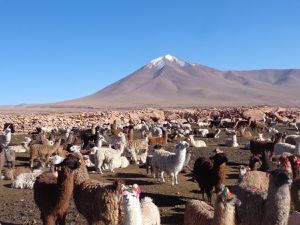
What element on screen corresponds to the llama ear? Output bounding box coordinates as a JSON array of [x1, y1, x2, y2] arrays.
[[132, 184, 141, 197]]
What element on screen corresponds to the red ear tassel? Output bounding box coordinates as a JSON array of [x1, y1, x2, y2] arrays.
[[133, 184, 141, 198]]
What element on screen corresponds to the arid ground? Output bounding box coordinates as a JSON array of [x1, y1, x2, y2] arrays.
[[0, 123, 293, 225]]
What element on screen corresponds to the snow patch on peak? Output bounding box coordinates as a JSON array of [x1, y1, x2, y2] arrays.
[[147, 56, 165, 69], [164, 54, 176, 61], [146, 54, 186, 69]]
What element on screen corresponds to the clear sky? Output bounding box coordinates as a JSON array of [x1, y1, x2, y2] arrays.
[[0, 0, 299, 105]]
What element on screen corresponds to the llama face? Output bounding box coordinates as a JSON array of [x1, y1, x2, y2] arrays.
[[238, 165, 248, 178], [5, 128, 11, 134], [70, 145, 81, 153], [60, 154, 81, 171], [178, 141, 189, 149], [123, 190, 139, 207], [270, 169, 292, 186]]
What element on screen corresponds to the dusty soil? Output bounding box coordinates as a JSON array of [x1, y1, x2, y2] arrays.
[[0, 124, 293, 225]]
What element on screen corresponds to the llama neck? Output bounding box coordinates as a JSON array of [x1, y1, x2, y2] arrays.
[[124, 201, 143, 225], [96, 139, 103, 149], [128, 129, 134, 141], [212, 202, 236, 225], [5, 132, 12, 145], [119, 143, 125, 154], [74, 163, 89, 185], [56, 167, 75, 208], [174, 148, 187, 165], [262, 183, 290, 225], [189, 137, 196, 145], [163, 131, 168, 143], [91, 125, 96, 135]]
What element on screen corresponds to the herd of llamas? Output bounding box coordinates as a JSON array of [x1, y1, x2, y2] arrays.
[[0, 114, 300, 225]]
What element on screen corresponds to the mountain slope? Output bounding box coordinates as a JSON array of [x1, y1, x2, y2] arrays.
[[59, 54, 300, 108]]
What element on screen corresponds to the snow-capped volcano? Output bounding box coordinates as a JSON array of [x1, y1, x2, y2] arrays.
[[146, 54, 187, 69], [55, 54, 300, 108]]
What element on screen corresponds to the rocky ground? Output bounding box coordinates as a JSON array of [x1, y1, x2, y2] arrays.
[[0, 123, 296, 225], [0, 106, 299, 134]]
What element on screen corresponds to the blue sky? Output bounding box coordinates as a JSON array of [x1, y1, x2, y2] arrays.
[[0, 0, 299, 105]]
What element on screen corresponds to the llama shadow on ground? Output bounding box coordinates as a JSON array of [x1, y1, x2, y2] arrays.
[[141, 192, 185, 207], [190, 189, 201, 194], [161, 212, 184, 225], [106, 178, 156, 186], [3, 183, 13, 189], [227, 161, 247, 167], [114, 172, 149, 179], [16, 156, 29, 162]]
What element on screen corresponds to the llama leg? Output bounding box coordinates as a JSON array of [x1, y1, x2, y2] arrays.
[[174, 172, 179, 185], [97, 159, 103, 174], [201, 188, 205, 201], [109, 161, 115, 173], [161, 171, 165, 182], [30, 158, 34, 169], [45, 154, 51, 167], [45, 215, 56, 225], [40, 211, 46, 225], [152, 168, 156, 178], [171, 173, 175, 186], [57, 213, 66, 225], [207, 190, 212, 204], [0, 151, 5, 179]]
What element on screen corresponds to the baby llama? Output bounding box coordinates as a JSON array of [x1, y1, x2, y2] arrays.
[[188, 135, 207, 148], [122, 184, 160, 225]]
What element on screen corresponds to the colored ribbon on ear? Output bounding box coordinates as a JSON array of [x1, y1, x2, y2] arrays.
[[284, 160, 290, 169], [117, 184, 126, 202], [294, 158, 300, 165], [221, 187, 233, 202], [133, 184, 141, 198]]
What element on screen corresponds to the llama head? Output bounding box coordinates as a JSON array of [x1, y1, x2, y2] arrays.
[[122, 184, 142, 207], [216, 186, 241, 207], [118, 132, 126, 141], [56, 153, 81, 172], [69, 145, 81, 153], [269, 169, 292, 187], [177, 141, 189, 150], [210, 152, 228, 166], [123, 190, 139, 207], [97, 133, 105, 141], [4, 128, 11, 134], [50, 155, 65, 165], [238, 165, 250, 178], [4, 123, 15, 133], [188, 135, 194, 140], [24, 137, 32, 143]]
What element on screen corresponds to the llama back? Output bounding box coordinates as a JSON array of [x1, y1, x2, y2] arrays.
[[231, 184, 266, 225], [141, 197, 161, 225]]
